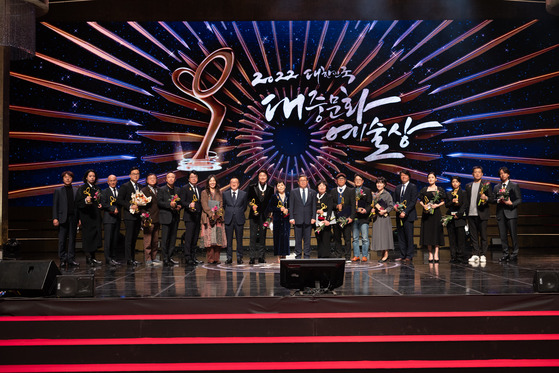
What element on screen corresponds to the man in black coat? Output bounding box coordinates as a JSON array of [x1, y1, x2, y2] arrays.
[[158, 172, 182, 266], [393, 170, 419, 262], [116, 167, 142, 266], [330, 173, 356, 261], [223, 177, 248, 264], [247, 170, 274, 264], [99, 174, 121, 266], [179, 171, 202, 265], [493, 166, 522, 262], [52, 170, 79, 267], [465, 166, 494, 264], [289, 175, 317, 259]]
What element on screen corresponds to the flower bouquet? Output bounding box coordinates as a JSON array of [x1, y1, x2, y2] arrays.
[[337, 216, 349, 228], [424, 190, 441, 215], [141, 211, 152, 228], [441, 215, 453, 227], [497, 187, 510, 203], [170, 194, 181, 210], [130, 191, 152, 214], [263, 216, 273, 228], [369, 193, 380, 218], [394, 200, 407, 226], [478, 182, 491, 206]]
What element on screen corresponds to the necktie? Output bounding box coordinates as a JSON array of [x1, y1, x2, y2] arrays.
[[302, 188, 307, 205], [503, 183, 507, 189], [134, 183, 138, 192], [401, 185, 406, 200], [233, 191, 237, 202], [112, 188, 117, 198]]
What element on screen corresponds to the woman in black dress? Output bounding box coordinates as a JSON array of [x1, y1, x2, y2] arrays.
[[315, 180, 334, 258], [267, 180, 291, 262], [418, 172, 446, 263], [75, 169, 103, 265]]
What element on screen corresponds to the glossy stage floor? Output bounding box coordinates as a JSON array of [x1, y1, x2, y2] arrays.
[[30, 248, 559, 298]]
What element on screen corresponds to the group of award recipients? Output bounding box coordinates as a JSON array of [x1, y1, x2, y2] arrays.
[[53, 165, 521, 268]]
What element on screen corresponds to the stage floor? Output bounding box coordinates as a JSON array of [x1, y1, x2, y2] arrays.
[[12, 248, 558, 298]]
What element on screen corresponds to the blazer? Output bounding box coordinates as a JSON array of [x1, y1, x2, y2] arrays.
[[116, 180, 143, 221], [247, 183, 274, 220], [140, 185, 160, 224], [290, 187, 317, 225], [52, 185, 78, 224], [316, 192, 335, 221], [493, 181, 522, 220], [444, 188, 468, 227], [393, 182, 419, 222], [355, 186, 373, 220], [465, 180, 493, 221], [179, 183, 202, 222], [330, 186, 356, 219], [223, 188, 248, 225], [99, 187, 121, 224], [157, 185, 181, 225]]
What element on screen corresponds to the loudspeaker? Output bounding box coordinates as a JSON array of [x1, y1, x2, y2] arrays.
[[0, 260, 61, 296], [56, 275, 95, 297], [533, 271, 559, 293]]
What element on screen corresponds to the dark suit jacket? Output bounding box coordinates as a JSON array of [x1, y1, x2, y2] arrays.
[[316, 192, 335, 221], [116, 180, 143, 221], [52, 185, 78, 224], [290, 187, 317, 224], [355, 186, 373, 219], [223, 188, 248, 225], [140, 186, 160, 224], [465, 180, 493, 220], [393, 182, 419, 222], [179, 183, 202, 222], [247, 183, 274, 220], [493, 181, 522, 220], [100, 187, 121, 224], [157, 185, 181, 225], [330, 186, 356, 219], [445, 189, 468, 227]]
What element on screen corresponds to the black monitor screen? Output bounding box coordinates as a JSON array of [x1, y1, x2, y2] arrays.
[[280, 259, 345, 291]]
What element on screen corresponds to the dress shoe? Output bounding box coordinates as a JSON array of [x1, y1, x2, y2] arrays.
[[378, 257, 388, 263], [395, 257, 404, 262], [86, 257, 102, 265], [428, 259, 434, 263], [225, 259, 233, 264], [351, 256, 360, 262], [237, 259, 244, 264], [186, 260, 196, 266], [258, 258, 266, 263], [127, 260, 140, 266], [68, 260, 80, 267], [106, 259, 120, 266], [249, 258, 256, 265], [60, 261, 67, 268], [168, 258, 179, 265], [434, 259, 440, 263], [404, 258, 412, 263], [499, 255, 510, 262]]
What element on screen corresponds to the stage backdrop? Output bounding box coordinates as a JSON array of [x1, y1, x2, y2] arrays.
[[9, 20, 559, 206]]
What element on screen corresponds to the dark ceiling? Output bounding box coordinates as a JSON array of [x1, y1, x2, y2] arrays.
[[41, 0, 557, 22]]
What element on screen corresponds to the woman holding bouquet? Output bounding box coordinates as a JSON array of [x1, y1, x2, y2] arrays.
[[200, 175, 227, 264], [315, 180, 334, 258], [418, 172, 446, 263], [266, 180, 291, 262], [371, 177, 394, 262], [75, 169, 103, 265]]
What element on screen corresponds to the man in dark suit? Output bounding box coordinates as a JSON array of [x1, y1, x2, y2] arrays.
[[465, 166, 494, 264], [140, 173, 161, 266], [289, 175, 317, 259], [99, 174, 121, 266], [116, 167, 142, 266], [330, 173, 356, 261], [352, 174, 373, 261], [158, 172, 182, 266], [247, 170, 274, 264], [393, 169, 418, 262], [493, 167, 522, 263], [52, 170, 79, 267], [445, 176, 468, 264], [179, 171, 202, 265], [223, 177, 248, 264]]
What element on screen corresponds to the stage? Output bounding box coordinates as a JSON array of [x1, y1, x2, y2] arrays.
[[1, 248, 559, 372]]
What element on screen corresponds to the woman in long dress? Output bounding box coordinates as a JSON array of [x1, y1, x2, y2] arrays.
[[75, 169, 103, 265], [200, 175, 227, 264], [418, 172, 446, 263], [371, 177, 394, 262], [267, 180, 290, 262], [315, 180, 334, 258]]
